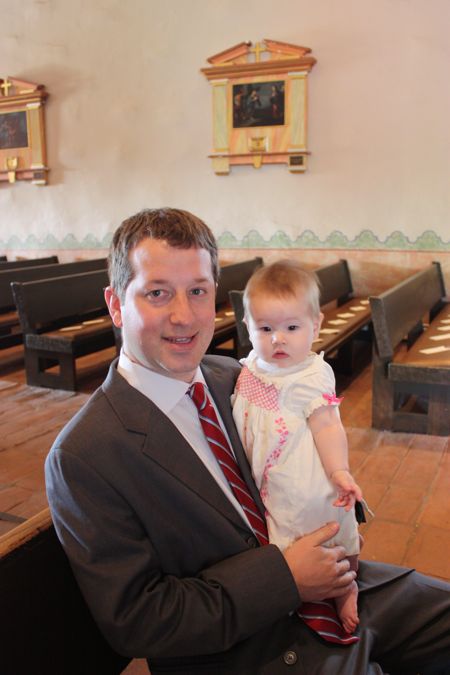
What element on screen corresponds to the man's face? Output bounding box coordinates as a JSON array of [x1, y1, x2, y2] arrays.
[[106, 238, 216, 382]]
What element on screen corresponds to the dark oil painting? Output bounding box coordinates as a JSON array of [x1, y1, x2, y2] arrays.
[[233, 80, 285, 128], [0, 111, 28, 150]]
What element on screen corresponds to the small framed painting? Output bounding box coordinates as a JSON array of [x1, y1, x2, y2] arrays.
[[202, 39, 316, 174], [0, 77, 49, 185]]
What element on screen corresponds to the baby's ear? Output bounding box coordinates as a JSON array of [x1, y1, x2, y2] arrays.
[[314, 312, 324, 338]]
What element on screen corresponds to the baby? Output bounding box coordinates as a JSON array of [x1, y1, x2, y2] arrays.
[[232, 259, 363, 634]]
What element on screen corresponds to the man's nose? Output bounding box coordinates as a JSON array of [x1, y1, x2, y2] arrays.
[[169, 295, 194, 324]]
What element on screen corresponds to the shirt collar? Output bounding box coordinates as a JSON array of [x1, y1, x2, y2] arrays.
[[117, 350, 206, 415]]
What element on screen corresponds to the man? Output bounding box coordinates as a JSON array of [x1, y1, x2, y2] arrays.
[[46, 208, 450, 674]]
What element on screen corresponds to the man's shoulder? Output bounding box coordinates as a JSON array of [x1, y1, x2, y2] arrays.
[[202, 353, 241, 369], [201, 353, 242, 395]]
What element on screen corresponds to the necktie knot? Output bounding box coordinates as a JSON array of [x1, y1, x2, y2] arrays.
[[189, 382, 207, 411]]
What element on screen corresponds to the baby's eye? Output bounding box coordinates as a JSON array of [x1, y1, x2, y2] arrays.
[[260, 326, 272, 332], [288, 325, 299, 331]]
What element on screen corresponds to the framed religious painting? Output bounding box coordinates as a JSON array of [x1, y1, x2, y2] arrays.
[[0, 77, 48, 185], [201, 39, 316, 174]]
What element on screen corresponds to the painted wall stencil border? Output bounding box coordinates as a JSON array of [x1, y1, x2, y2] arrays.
[[1, 229, 449, 252], [217, 229, 450, 251]]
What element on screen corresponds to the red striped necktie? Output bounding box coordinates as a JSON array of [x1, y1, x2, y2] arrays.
[[189, 382, 269, 545], [189, 381, 359, 646]]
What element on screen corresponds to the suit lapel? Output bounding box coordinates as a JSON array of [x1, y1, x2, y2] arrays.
[[103, 361, 249, 533]]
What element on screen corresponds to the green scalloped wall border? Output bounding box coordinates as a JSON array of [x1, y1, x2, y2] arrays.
[[217, 229, 450, 251], [0, 229, 449, 251]]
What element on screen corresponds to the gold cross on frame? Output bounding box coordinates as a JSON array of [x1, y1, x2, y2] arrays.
[[249, 42, 266, 62], [0, 78, 13, 96]]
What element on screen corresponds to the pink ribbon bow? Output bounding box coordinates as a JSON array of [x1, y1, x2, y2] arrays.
[[323, 392, 343, 405]]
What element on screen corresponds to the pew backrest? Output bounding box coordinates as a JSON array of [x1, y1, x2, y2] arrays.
[[370, 261, 446, 361], [216, 257, 263, 307], [0, 255, 58, 270], [314, 259, 354, 306], [12, 269, 110, 334], [0, 258, 107, 312]]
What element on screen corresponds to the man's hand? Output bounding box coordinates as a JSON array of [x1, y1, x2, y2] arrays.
[[283, 522, 356, 602]]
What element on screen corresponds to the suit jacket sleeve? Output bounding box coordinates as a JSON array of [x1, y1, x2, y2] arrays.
[[45, 358, 300, 660]]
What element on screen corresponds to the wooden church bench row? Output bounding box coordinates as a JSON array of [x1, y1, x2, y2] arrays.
[[370, 261, 449, 436], [11, 269, 116, 391], [0, 255, 59, 270], [0, 258, 108, 351]]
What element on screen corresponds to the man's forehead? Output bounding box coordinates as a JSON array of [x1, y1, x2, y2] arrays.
[[129, 239, 214, 279]]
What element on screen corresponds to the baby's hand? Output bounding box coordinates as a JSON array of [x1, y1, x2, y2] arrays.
[[331, 470, 363, 511]]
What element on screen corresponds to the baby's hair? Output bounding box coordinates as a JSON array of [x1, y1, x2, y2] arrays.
[[244, 259, 321, 319]]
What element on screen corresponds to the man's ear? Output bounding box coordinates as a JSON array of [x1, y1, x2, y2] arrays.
[[313, 312, 324, 339], [104, 286, 123, 328]]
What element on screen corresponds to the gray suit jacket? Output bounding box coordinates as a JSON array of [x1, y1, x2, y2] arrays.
[[45, 355, 411, 674]]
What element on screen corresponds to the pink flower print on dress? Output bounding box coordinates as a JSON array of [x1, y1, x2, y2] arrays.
[[260, 416, 288, 504], [322, 392, 343, 405], [235, 367, 280, 411]]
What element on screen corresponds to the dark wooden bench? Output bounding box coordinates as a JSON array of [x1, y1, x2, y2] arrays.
[[11, 269, 116, 390], [229, 259, 372, 370], [0, 258, 107, 350], [370, 261, 449, 436], [0, 255, 6, 261], [314, 259, 372, 373], [208, 257, 263, 356], [0, 509, 130, 675], [0, 255, 58, 270]]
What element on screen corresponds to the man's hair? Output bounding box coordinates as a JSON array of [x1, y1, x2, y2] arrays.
[[108, 208, 219, 300], [244, 259, 321, 319]]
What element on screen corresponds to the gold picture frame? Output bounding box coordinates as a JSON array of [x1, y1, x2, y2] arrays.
[[0, 77, 49, 185], [201, 39, 316, 174]]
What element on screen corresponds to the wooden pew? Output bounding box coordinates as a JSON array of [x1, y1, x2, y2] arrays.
[[0, 509, 130, 675], [0, 258, 108, 350], [209, 257, 263, 357], [0, 255, 6, 261], [314, 259, 372, 373], [0, 255, 58, 270], [229, 259, 372, 371], [11, 269, 116, 390], [370, 261, 449, 436]]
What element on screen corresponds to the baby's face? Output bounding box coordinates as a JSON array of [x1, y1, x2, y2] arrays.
[[246, 292, 322, 368]]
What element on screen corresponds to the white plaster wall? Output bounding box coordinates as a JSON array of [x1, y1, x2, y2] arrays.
[[0, 0, 449, 251]]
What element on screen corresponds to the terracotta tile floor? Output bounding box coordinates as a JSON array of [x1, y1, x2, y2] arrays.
[[0, 348, 449, 675]]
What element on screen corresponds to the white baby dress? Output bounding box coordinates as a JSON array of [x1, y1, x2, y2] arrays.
[[232, 350, 360, 554]]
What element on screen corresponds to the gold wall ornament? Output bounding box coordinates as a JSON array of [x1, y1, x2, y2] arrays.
[[0, 78, 13, 96], [201, 39, 316, 174], [0, 77, 49, 185], [5, 156, 18, 183]]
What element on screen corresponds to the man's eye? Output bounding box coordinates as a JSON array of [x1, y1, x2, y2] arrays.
[[148, 289, 164, 298], [190, 288, 206, 296]]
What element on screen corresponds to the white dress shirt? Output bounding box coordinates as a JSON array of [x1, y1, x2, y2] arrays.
[[117, 352, 251, 528]]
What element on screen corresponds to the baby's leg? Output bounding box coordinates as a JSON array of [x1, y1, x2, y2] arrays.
[[335, 554, 359, 634]]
